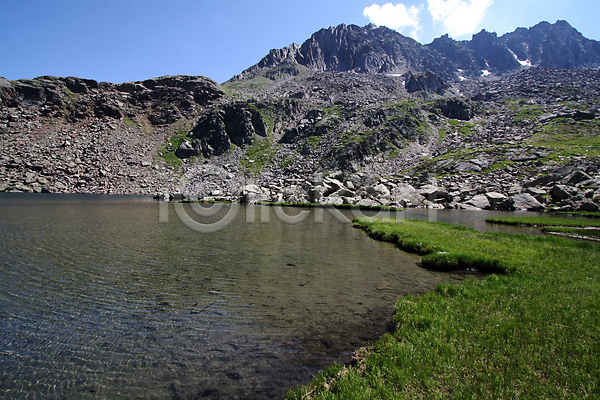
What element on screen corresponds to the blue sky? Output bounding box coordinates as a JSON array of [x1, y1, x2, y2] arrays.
[[1, 0, 598, 84]]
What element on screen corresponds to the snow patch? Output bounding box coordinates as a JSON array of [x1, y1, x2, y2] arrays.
[[458, 76, 467, 81], [386, 73, 404, 77], [508, 49, 532, 67], [481, 70, 491, 77]]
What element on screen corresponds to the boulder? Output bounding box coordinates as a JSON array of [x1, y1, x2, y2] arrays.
[[455, 162, 481, 173], [499, 193, 545, 211], [419, 184, 451, 202], [336, 188, 355, 197], [191, 110, 230, 156], [320, 195, 343, 205], [524, 175, 554, 188], [323, 177, 344, 195], [308, 185, 325, 202], [439, 98, 471, 120], [357, 198, 379, 207], [508, 185, 523, 196], [579, 201, 600, 212], [405, 71, 448, 95], [224, 104, 256, 147], [550, 184, 572, 202], [485, 192, 508, 208], [563, 170, 592, 186], [464, 194, 490, 210], [240, 184, 268, 204], [175, 139, 200, 159], [368, 183, 391, 198]]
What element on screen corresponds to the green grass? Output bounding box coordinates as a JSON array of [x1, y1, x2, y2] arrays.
[[123, 115, 137, 127], [241, 135, 278, 175], [486, 216, 600, 227], [542, 226, 600, 241], [338, 129, 375, 147], [287, 217, 600, 399], [503, 98, 548, 123], [553, 211, 600, 219], [307, 135, 324, 150], [156, 125, 193, 170], [447, 119, 477, 137], [528, 118, 600, 157]]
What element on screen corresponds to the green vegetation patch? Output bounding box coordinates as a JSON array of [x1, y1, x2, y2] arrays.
[[447, 119, 485, 137], [156, 125, 192, 170], [529, 118, 600, 157], [287, 217, 600, 399], [486, 216, 600, 227], [338, 129, 375, 147], [553, 211, 600, 219], [123, 114, 137, 127], [241, 135, 278, 175], [503, 98, 547, 123], [542, 226, 600, 240], [307, 135, 324, 150]]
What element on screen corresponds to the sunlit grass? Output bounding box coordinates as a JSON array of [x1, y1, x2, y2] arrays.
[[287, 217, 600, 399]]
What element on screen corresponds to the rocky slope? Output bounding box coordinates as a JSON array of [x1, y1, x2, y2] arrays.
[[1, 21, 600, 212], [0, 75, 224, 194]]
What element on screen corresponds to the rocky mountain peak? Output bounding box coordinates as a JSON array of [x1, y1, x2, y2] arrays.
[[233, 20, 600, 84]]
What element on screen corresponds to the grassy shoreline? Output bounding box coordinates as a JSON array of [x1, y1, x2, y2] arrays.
[[287, 217, 600, 399], [485, 215, 600, 227]]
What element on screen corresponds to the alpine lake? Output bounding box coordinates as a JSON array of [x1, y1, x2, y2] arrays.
[[0, 193, 544, 399]]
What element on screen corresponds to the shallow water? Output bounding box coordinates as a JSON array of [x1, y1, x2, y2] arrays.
[[1, 194, 477, 399]]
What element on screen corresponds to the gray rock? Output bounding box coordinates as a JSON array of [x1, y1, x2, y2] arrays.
[[406, 72, 449, 96], [579, 201, 600, 212], [524, 187, 546, 203], [308, 185, 324, 202], [419, 184, 451, 202], [550, 184, 572, 202], [524, 175, 554, 188], [336, 188, 355, 197], [455, 162, 482, 172], [464, 194, 490, 210], [356, 198, 379, 207], [368, 183, 390, 198], [149, 105, 181, 125], [499, 193, 545, 211], [485, 192, 507, 208], [320, 195, 343, 205], [508, 185, 523, 196], [240, 184, 268, 204], [175, 139, 200, 159], [563, 170, 592, 186]]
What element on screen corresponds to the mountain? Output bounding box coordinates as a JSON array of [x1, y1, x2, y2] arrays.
[[233, 20, 600, 82], [1, 20, 600, 213]]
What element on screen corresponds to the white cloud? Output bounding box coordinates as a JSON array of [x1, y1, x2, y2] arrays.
[[427, 0, 493, 38], [363, 3, 423, 40]]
